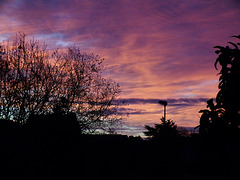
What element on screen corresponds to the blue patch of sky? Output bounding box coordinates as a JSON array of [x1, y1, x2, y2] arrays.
[[0, 33, 11, 42], [34, 33, 72, 49]]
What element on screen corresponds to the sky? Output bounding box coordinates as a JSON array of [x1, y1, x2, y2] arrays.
[[0, 0, 240, 136]]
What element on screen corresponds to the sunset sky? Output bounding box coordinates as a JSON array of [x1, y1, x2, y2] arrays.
[[1, 0, 240, 136]]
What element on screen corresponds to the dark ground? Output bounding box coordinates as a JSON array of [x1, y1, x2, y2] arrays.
[[0, 119, 240, 180]]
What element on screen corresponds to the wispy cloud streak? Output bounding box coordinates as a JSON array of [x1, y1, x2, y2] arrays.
[[123, 98, 209, 106]]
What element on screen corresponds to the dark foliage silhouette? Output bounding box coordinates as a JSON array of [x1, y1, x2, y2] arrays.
[[214, 35, 240, 128], [197, 98, 225, 136], [27, 112, 80, 135], [144, 117, 183, 141], [198, 35, 240, 134]]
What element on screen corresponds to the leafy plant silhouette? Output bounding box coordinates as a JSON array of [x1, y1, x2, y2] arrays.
[[198, 98, 224, 135], [199, 35, 240, 133], [214, 35, 240, 128]]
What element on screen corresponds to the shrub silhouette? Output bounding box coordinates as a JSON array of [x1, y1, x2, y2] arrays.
[[27, 113, 80, 136], [198, 35, 240, 134], [144, 117, 182, 142]]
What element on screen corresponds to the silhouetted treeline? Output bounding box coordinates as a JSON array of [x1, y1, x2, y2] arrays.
[[1, 115, 240, 180], [0, 114, 81, 180]]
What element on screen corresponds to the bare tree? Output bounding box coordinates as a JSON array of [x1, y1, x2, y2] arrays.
[[0, 33, 124, 133], [56, 46, 124, 133], [0, 33, 51, 122]]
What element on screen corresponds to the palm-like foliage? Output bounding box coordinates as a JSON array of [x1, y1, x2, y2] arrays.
[[198, 35, 240, 133], [214, 35, 240, 128]]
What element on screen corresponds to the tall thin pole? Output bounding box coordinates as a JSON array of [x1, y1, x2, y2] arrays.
[[158, 100, 167, 121], [164, 105, 166, 121]]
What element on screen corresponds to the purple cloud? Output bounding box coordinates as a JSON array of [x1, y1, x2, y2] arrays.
[[122, 97, 209, 106]]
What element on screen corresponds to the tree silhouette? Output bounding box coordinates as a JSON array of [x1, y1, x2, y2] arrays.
[[0, 33, 124, 133], [144, 117, 182, 141], [198, 35, 240, 134]]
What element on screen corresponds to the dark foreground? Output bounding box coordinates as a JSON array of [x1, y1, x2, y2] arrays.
[[1, 120, 240, 180]]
